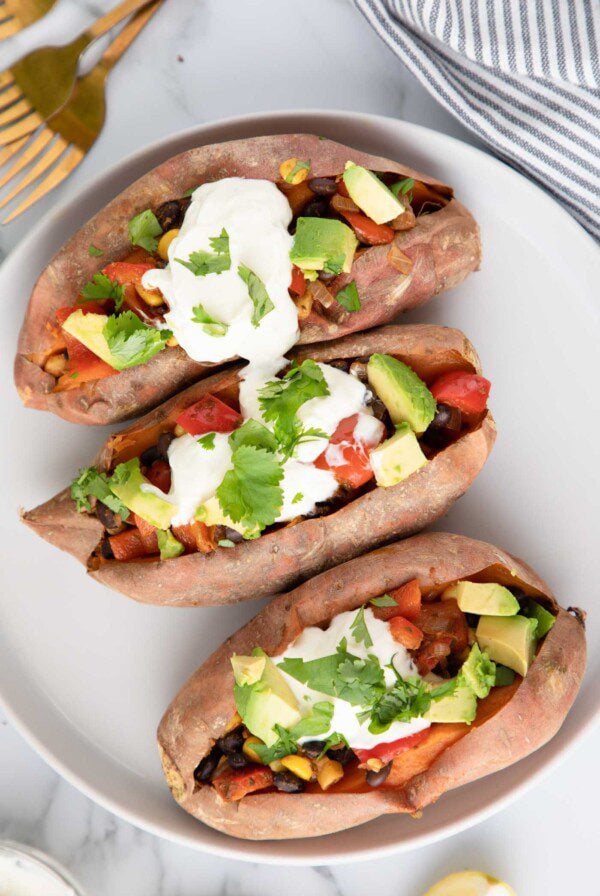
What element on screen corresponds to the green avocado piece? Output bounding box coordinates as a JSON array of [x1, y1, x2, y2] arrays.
[[236, 652, 301, 746], [343, 162, 405, 224], [290, 217, 358, 273], [476, 615, 537, 677], [460, 643, 496, 699], [442, 581, 519, 616], [425, 684, 477, 724], [109, 458, 174, 530], [197, 496, 260, 539], [61, 309, 119, 369], [157, 529, 184, 559], [231, 654, 266, 686], [370, 422, 427, 488], [521, 599, 556, 638], [367, 353, 436, 434]]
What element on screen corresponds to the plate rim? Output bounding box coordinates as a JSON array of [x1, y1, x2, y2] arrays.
[[1, 107, 598, 865]]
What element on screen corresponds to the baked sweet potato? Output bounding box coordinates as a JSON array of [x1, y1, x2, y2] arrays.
[[157, 532, 586, 840], [22, 324, 495, 605], [15, 134, 480, 425]]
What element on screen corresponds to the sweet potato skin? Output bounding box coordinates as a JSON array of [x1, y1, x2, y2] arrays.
[[21, 325, 495, 606], [156, 532, 586, 840], [15, 134, 480, 425]]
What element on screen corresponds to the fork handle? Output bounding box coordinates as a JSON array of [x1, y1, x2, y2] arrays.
[[101, 0, 162, 69], [86, 0, 158, 39]]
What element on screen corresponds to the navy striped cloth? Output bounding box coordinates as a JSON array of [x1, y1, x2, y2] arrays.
[[355, 0, 600, 239]]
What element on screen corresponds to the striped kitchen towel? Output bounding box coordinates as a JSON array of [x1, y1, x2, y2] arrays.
[[355, 0, 600, 239]]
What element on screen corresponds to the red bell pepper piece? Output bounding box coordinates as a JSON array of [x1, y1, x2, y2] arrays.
[[108, 528, 148, 561], [372, 579, 422, 622], [430, 371, 491, 415], [172, 521, 217, 554], [176, 394, 242, 436], [314, 413, 384, 488], [340, 210, 395, 245], [354, 729, 430, 765], [389, 615, 424, 650], [55, 303, 116, 382], [131, 514, 159, 554], [289, 265, 307, 297], [212, 765, 274, 801]]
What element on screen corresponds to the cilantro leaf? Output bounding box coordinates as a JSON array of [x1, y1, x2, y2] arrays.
[[367, 675, 431, 734], [324, 254, 344, 275], [292, 491, 303, 505], [350, 606, 373, 648], [191, 302, 228, 337], [228, 419, 278, 454], [370, 594, 398, 607], [102, 311, 171, 370], [335, 281, 361, 312], [238, 264, 274, 327], [284, 159, 311, 183], [128, 209, 163, 253], [157, 529, 184, 560], [197, 432, 216, 450], [252, 725, 298, 764], [88, 244, 103, 257], [80, 273, 125, 310], [390, 177, 415, 202], [289, 701, 334, 739], [258, 360, 329, 457], [70, 466, 129, 519], [279, 649, 385, 707], [176, 228, 230, 277], [216, 445, 283, 531]]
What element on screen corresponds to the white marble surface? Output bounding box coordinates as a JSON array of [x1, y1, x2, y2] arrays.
[[0, 0, 598, 893]]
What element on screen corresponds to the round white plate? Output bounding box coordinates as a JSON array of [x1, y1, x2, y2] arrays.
[[1, 111, 598, 865]]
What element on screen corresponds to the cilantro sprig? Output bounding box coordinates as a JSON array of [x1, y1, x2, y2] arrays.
[[128, 209, 163, 253], [279, 645, 386, 707], [370, 594, 398, 608], [80, 273, 124, 310], [70, 466, 129, 519], [251, 702, 337, 764], [238, 264, 274, 327], [191, 302, 228, 337], [350, 606, 373, 648], [258, 360, 330, 459], [216, 445, 283, 532], [335, 280, 361, 312], [176, 228, 230, 277], [103, 311, 171, 370]]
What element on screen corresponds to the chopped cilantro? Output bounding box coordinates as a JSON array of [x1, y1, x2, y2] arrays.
[[284, 159, 311, 183], [197, 432, 216, 450], [251, 702, 334, 764], [176, 228, 230, 277], [70, 466, 129, 519], [128, 209, 163, 252], [218, 538, 236, 548], [292, 492, 303, 505], [103, 311, 171, 370], [350, 606, 373, 648], [370, 594, 398, 607], [228, 419, 278, 454], [252, 725, 298, 764], [390, 177, 415, 203], [335, 280, 361, 312], [216, 445, 283, 532], [279, 648, 385, 707], [365, 674, 432, 734], [191, 302, 228, 337], [88, 244, 103, 257], [258, 360, 329, 458], [237, 264, 274, 326], [157, 529, 184, 560], [80, 272, 125, 310]]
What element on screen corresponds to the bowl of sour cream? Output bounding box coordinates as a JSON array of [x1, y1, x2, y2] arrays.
[[0, 841, 86, 896]]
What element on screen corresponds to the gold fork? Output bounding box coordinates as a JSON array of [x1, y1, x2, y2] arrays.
[[0, 0, 161, 223], [0, 0, 59, 40], [0, 0, 157, 148]]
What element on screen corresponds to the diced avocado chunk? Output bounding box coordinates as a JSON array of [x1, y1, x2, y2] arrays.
[[343, 162, 405, 224], [61, 309, 119, 369], [442, 581, 519, 616], [425, 684, 477, 724], [476, 615, 537, 677], [460, 643, 496, 699], [231, 654, 266, 686], [235, 652, 301, 746], [197, 496, 260, 539], [109, 458, 174, 530], [369, 422, 427, 488], [290, 217, 357, 273], [521, 599, 556, 638], [157, 529, 184, 559], [494, 665, 516, 687], [367, 353, 436, 434]]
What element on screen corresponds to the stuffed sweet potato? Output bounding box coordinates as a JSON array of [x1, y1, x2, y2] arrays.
[[15, 134, 480, 425], [157, 532, 586, 840], [22, 325, 495, 606]]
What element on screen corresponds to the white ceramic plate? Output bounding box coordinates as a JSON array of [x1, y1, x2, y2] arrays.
[[1, 111, 598, 865]]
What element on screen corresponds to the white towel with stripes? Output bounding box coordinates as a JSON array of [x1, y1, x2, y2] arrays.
[[355, 0, 600, 239]]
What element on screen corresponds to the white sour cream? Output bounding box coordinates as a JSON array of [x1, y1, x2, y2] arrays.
[[0, 844, 79, 896], [274, 608, 431, 750], [142, 178, 299, 367], [276, 459, 338, 521]]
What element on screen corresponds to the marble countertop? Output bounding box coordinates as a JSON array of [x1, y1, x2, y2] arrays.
[[1, 1, 598, 893]]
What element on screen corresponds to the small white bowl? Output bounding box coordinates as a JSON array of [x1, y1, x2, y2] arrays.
[[0, 841, 86, 896]]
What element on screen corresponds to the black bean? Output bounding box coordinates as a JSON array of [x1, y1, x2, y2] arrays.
[[318, 270, 337, 283], [223, 527, 244, 545], [508, 587, 528, 602], [308, 177, 338, 196], [141, 431, 174, 467], [302, 197, 329, 218], [369, 398, 389, 422], [273, 771, 305, 793], [217, 726, 245, 755], [193, 744, 222, 784], [301, 740, 327, 758], [365, 762, 392, 787], [155, 197, 191, 232], [227, 751, 249, 771], [424, 402, 462, 448], [100, 538, 114, 560], [95, 501, 119, 533], [327, 359, 351, 372], [140, 444, 160, 466], [327, 745, 356, 766]]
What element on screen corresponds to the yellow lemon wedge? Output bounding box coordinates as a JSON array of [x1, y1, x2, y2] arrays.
[[423, 871, 516, 896]]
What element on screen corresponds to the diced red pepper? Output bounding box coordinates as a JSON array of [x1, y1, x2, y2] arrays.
[[172, 521, 217, 554], [372, 579, 422, 622], [355, 729, 430, 765], [55, 304, 116, 382], [337, 179, 350, 197], [212, 765, 274, 801], [176, 394, 242, 437], [132, 514, 159, 553], [146, 460, 172, 493], [289, 265, 307, 297], [389, 615, 424, 650], [417, 598, 469, 652], [340, 210, 395, 245], [108, 528, 148, 561], [430, 371, 491, 415], [314, 413, 384, 488], [102, 261, 155, 289]]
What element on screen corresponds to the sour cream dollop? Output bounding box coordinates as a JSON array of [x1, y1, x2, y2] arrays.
[[274, 608, 431, 750], [143, 178, 299, 367]]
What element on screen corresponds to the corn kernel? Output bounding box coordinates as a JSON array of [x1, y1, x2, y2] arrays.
[[44, 352, 67, 377], [166, 335, 179, 347], [269, 759, 285, 772], [135, 283, 164, 307], [157, 228, 180, 261], [243, 736, 263, 764], [280, 754, 314, 782], [365, 757, 385, 772], [224, 712, 242, 732], [174, 423, 186, 437], [316, 758, 344, 791], [279, 157, 310, 185]]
